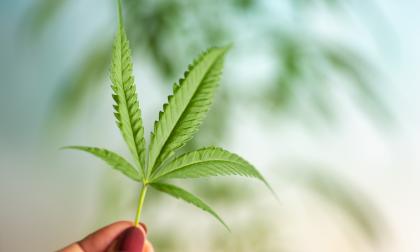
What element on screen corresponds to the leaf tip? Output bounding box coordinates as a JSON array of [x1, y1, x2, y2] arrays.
[[220, 220, 231, 233], [265, 182, 280, 202], [223, 43, 234, 52], [60, 146, 74, 151], [117, 0, 124, 29]]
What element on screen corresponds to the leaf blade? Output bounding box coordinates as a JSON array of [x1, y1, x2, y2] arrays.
[[63, 146, 140, 182], [151, 147, 274, 193], [151, 147, 278, 199], [151, 182, 229, 231], [148, 47, 230, 174], [111, 0, 146, 176]]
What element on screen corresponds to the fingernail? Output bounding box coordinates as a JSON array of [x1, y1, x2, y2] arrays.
[[139, 223, 148, 234], [116, 227, 145, 252]]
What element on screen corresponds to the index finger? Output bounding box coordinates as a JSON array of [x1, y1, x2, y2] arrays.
[[58, 221, 135, 252], [79, 221, 135, 252]]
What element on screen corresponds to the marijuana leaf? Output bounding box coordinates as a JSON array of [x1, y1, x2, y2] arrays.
[[151, 147, 266, 182], [111, 0, 146, 176], [63, 0, 273, 231], [151, 182, 230, 231], [147, 47, 229, 175], [63, 146, 140, 181]]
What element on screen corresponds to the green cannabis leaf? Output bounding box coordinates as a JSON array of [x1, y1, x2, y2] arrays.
[[147, 46, 228, 175], [150, 147, 267, 183], [63, 0, 274, 230], [111, 0, 146, 176], [151, 182, 230, 230], [63, 146, 140, 182]]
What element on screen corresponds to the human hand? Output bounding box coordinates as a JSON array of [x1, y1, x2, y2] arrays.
[[58, 221, 154, 252]]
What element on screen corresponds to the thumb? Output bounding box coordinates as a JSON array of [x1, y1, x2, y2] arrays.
[[108, 225, 146, 252]]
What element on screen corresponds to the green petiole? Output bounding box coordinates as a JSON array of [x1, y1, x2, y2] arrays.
[[134, 184, 148, 226]]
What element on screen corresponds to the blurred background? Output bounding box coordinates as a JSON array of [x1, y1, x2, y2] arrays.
[[0, 0, 419, 251]]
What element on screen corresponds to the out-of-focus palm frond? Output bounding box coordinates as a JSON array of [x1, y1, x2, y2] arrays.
[[27, 0, 391, 136], [23, 0, 70, 37], [287, 166, 384, 243], [46, 43, 110, 131], [322, 46, 392, 122], [266, 32, 390, 123]]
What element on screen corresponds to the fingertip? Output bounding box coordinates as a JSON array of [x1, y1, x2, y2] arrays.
[[115, 226, 146, 252], [78, 221, 132, 252]]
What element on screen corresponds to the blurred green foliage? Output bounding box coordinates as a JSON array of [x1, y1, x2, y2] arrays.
[[26, 0, 389, 138], [24, 0, 69, 37], [284, 165, 384, 244], [48, 44, 111, 129]]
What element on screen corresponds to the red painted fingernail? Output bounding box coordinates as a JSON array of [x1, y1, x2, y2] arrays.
[[116, 227, 145, 252]]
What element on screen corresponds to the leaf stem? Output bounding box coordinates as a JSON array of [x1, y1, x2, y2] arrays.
[[134, 184, 148, 226]]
